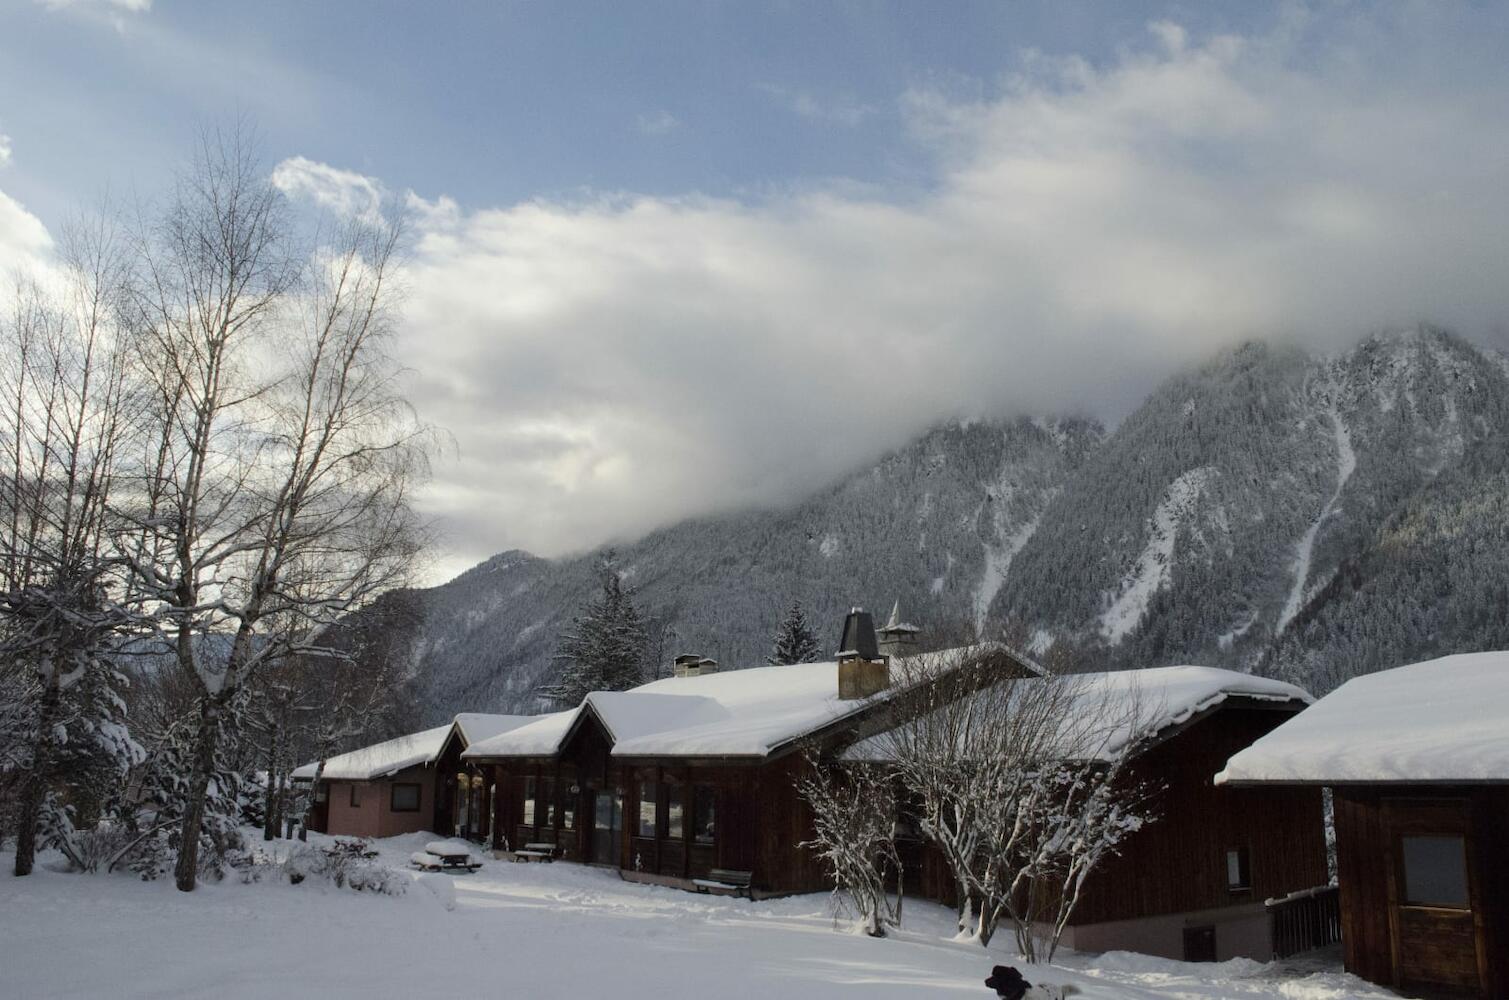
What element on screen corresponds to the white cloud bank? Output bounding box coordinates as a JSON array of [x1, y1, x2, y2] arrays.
[[32, 12, 1509, 579], [277, 16, 1509, 577]]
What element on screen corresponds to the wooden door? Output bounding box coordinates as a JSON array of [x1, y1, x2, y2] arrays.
[[1385, 800, 1483, 996]]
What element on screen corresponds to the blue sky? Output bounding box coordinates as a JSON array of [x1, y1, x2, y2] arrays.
[[4, 2, 1509, 581], [4, 2, 1297, 224]]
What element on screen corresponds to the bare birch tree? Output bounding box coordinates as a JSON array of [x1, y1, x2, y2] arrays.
[[872, 650, 1157, 955], [116, 125, 430, 890], [0, 213, 143, 876]]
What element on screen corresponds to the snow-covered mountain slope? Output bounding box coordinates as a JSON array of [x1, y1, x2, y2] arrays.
[[380, 326, 1509, 721], [394, 417, 1100, 718], [997, 326, 1509, 675]]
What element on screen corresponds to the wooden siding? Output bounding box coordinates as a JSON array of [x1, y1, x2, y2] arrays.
[[1069, 706, 1328, 927], [1334, 785, 1508, 999]]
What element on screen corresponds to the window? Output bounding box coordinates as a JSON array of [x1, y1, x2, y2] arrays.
[[349, 784, 362, 808], [638, 781, 658, 838], [1226, 847, 1251, 891], [390, 782, 421, 812], [665, 783, 684, 840], [1401, 835, 1470, 908], [693, 785, 715, 844], [523, 776, 536, 826], [560, 769, 578, 830], [542, 778, 557, 827]]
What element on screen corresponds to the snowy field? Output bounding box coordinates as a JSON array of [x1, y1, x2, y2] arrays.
[[2, 831, 1398, 1000]]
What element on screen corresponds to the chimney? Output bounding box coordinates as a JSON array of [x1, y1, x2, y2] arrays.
[[672, 653, 705, 678], [835, 607, 889, 700], [877, 600, 921, 660]]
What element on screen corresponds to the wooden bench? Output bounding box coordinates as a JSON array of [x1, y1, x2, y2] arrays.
[[511, 842, 558, 863], [692, 868, 753, 897]]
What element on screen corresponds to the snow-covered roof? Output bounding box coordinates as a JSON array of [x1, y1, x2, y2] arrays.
[[845, 665, 1312, 763], [464, 646, 1032, 761], [453, 713, 537, 746], [293, 713, 539, 781], [1216, 652, 1509, 785], [292, 723, 454, 781]]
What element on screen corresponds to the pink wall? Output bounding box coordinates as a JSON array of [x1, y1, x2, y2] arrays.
[[321, 765, 437, 840]]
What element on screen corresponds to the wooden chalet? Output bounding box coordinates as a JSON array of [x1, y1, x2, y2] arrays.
[[294, 713, 534, 841], [1219, 653, 1509, 999], [462, 609, 1036, 896], [851, 665, 1328, 963]]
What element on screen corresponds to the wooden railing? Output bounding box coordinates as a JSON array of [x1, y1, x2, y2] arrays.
[[1267, 884, 1341, 959]]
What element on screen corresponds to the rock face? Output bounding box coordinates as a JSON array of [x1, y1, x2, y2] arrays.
[[388, 326, 1509, 720]]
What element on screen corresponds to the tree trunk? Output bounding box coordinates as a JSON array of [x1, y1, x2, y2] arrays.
[[173, 696, 221, 892], [261, 730, 278, 841], [12, 677, 61, 877]]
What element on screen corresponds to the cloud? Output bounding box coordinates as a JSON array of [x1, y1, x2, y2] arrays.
[[636, 110, 681, 136], [271, 156, 386, 223], [262, 13, 1509, 578], [0, 189, 57, 290], [0, 132, 11, 169], [759, 83, 878, 127]]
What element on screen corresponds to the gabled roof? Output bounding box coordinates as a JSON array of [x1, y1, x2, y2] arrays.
[[292, 713, 538, 781], [845, 665, 1312, 764], [1217, 652, 1509, 786], [463, 644, 1038, 762], [453, 713, 537, 746], [292, 724, 454, 781]]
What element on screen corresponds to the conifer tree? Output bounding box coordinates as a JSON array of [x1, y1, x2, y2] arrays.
[[769, 600, 822, 665], [546, 555, 648, 706]]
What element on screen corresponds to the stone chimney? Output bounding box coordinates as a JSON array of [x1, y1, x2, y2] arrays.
[[877, 600, 921, 660], [835, 607, 889, 700]]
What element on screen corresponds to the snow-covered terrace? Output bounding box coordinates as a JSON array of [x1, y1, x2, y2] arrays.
[[463, 647, 1038, 762], [1217, 651, 1509, 785]]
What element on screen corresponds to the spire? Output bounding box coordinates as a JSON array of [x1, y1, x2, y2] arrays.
[[884, 599, 901, 632]]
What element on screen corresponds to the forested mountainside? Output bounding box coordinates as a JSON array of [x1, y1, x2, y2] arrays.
[[385, 326, 1509, 722]]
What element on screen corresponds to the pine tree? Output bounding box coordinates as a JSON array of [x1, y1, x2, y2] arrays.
[[769, 600, 822, 665], [545, 556, 648, 707]]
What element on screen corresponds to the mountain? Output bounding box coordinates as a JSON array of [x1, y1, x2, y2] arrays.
[[382, 326, 1509, 721]]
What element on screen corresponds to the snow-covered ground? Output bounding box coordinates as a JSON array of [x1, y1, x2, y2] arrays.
[[2, 831, 1397, 1000]]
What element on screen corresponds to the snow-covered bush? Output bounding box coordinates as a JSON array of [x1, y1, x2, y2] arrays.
[[797, 751, 902, 938], [281, 840, 406, 896]]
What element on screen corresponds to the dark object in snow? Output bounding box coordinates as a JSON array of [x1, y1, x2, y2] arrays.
[[985, 966, 1030, 1000], [984, 967, 1080, 1000]]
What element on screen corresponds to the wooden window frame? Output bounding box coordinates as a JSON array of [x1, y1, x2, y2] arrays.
[[1225, 845, 1252, 892], [390, 782, 422, 813], [349, 783, 362, 808]]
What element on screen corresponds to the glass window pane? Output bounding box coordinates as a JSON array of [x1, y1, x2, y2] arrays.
[[694, 785, 715, 844], [666, 784, 684, 839], [1402, 835, 1469, 908], [523, 776, 536, 826], [639, 782, 658, 838], [542, 778, 556, 827], [391, 783, 421, 811], [1226, 847, 1249, 888]]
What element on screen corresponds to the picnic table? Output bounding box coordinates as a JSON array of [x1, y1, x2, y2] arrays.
[[410, 839, 483, 873]]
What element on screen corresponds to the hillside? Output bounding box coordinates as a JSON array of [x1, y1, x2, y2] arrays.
[[386, 326, 1509, 721]]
